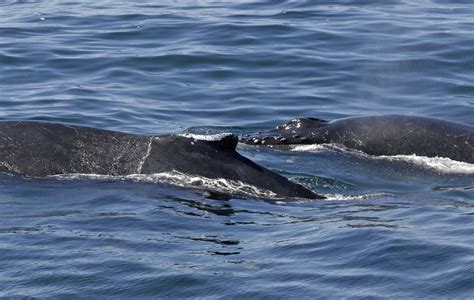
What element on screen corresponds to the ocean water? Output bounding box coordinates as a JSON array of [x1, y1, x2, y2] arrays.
[[1, 0, 473, 298]]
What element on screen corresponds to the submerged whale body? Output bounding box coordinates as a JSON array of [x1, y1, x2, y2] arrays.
[[241, 115, 474, 164], [0, 121, 322, 200]]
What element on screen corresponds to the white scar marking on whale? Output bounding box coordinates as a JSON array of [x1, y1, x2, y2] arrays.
[[137, 137, 154, 174]]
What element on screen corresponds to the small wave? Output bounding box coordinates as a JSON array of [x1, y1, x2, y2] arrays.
[[49, 171, 279, 199]]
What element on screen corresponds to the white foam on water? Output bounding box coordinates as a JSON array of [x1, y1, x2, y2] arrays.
[[290, 144, 326, 152], [178, 132, 234, 141], [274, 192, 391, 204], [324, 192, 392, 201], [290, 143, 474, 174], [375, 154, 474, 174], [49, 170, 279, 199], [47, 172, 396, 202]]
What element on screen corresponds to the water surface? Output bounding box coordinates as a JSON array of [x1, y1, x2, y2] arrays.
[[1, 0, 473, 298]]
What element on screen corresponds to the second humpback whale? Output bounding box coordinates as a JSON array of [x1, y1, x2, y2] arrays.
[[241, 115, 474, 164], [0, 121, 322, 200]]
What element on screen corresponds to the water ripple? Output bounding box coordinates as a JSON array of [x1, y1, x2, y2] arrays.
[[1, 0, 474, 298]]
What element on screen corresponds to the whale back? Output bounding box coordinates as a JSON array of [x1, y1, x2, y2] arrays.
[[325, 115, 474, 163], [0, 121, 150, 176], [241, 115, 474, 163]]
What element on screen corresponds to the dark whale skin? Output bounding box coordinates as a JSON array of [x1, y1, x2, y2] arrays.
[[241, 115, 474, 164], [0, 121, 322, 200]]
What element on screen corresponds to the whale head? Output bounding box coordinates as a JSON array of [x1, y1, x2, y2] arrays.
[[240, 117, 328, 146]]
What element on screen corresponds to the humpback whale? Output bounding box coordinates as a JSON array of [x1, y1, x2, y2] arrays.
[[0, 121, 322, 200], [241, 115, 474, 164]]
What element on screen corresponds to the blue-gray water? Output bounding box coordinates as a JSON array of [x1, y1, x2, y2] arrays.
[[1, 0, 473, 298]]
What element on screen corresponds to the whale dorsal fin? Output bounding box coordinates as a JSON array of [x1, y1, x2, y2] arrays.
[[213, 134, 238, 152], [276, 117, 328, 131]]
